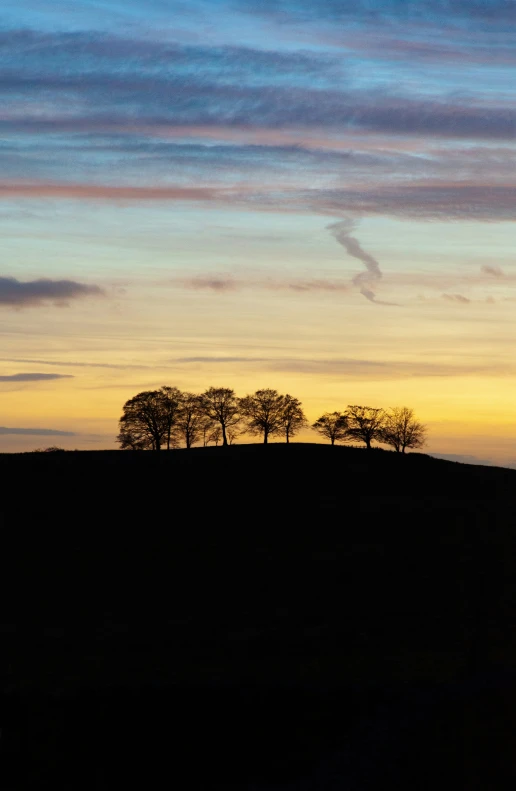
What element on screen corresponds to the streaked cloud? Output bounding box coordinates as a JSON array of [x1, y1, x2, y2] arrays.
[[0, 372, 73, 382], [174, 355, 510, 378], [3, 180, 515, 223], [177, 275, 350, 293], [0, 357, 152, 370], [0, 425, 75, 436]]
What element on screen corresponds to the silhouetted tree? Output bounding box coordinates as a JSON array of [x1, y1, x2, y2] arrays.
[[312, 412, 348, 445], [227, 425, 242, 445], [380, 406, 427, 453], [239, 388, 285, 444], [208, 426, 222, 446], [200, 387, 240, 446], [344, 405, 385, 450], [117, 428, 152, 450], [280, 394, 307, 443], [160, 386, 183, 450], [174, 392, 205, 449], [201, 417, 217, 447], [117, 389, 180, 451]]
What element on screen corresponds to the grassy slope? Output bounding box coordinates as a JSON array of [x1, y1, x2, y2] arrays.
[[2, 444, 516, 788]]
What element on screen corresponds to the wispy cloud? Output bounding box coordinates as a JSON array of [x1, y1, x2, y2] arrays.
[[0, 373, 73, 382], [442, 293, 471, 304], [176, 275, 350, 293], [3, 179, 515, 223], [0, 276, 104, 307], [327, 219, 398, 305], [174, 355, 510, 378], [0, 426, 75, 436], [0, 183, 222, 202], [0, 357, 152, 370], [481, 264, 505, 277]]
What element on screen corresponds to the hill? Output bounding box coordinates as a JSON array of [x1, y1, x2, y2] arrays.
[[2, 444, 516, 788]]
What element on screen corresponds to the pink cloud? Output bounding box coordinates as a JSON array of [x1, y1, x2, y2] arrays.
[[0, 182, 223, 201]]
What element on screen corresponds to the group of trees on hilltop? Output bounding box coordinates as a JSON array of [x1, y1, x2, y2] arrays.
[[312, 405, 426, 453], [117, 387, 307, 450], [117, 386, 427, 453]]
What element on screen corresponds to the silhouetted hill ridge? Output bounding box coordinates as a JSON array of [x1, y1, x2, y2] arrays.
[[2, 443, 516, 787]]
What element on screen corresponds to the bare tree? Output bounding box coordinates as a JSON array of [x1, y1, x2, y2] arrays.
[[117, 427, 152, 450], [201, 417, 217, 447], [117, 390, 169, 451], [279, 394, 307, 443], [199, 387, 241, 446], [312, 412, 348, 445], [239, 388, 285, 444], [208, 426, 222, 446], [174, 392, 205, 449], [227, 425, 242, 445], [380, 406, 427, 453], [344, 405, 385, 450], [160, 386, 183, 450]]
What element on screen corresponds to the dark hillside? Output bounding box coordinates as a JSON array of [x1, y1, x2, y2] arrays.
[[1, 444, 516, 788]]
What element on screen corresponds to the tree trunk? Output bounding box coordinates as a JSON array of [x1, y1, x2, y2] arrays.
[[331, 437, 335, 446], [285, 429, 290, 444], [365, 438, 371, 450], [222, 424, 228, 446], [264, 429, 268, 444], [155, 438, 161, 451], [186, 434, 191, 449]]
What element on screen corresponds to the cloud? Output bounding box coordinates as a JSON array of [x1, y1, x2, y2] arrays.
[[442, 293, 471, 304], [306, 183, 516, 221], [4, 179, 515, 224], [326, 219, 398, 305], [184, 276, 238, 292], [0, 373, 73, 382], [0, 183, 221, 202], [3, 90, 516, 142], [174, 355, 510, 378], [2, 25, 516, 145], [0, 30, 343, 84], [178, 356, 270, 363], [176, 275, 350, 293], [238, 0, 516, 24], [0, 426, 75, 436], [0, 276, 104, 307], [481, 264, 505, 277], [0, 357, 151, 370]]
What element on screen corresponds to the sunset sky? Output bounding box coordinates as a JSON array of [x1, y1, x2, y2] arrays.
[[1, 0, 516, 464]]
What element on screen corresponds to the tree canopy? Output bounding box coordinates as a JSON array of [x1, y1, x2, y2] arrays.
[[199, 387, 241, 447], [279, 394, 307, 443], [239, 388, 286, 444], [344, 405, 385, 450], [117, 389, 174, 451], [312, 412, 348, 446], [380, 406, 427, 453]]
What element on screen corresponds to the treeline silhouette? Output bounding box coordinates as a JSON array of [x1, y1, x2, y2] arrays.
[[117, 386, 426, 452]]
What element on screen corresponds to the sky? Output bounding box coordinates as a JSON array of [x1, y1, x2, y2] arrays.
[[1, 0, 516, 464]]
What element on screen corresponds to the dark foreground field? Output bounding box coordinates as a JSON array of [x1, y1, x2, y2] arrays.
[[2, 443, 516, 788]]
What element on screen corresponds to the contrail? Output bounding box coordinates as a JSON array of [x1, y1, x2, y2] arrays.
[[327, 219, 397, 305]]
